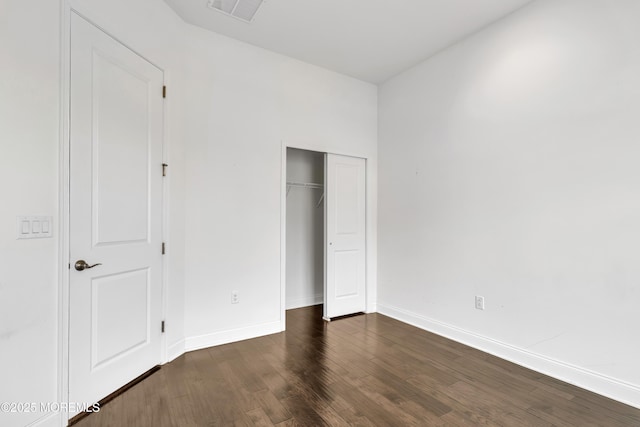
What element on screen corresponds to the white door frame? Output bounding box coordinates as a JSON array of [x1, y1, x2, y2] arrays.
[[58, 5, 169, 424], [280, 141, 374, 331]]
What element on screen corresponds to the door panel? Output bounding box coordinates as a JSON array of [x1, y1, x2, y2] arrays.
[[334, 250, 359, 297], [93, 51, 151, 245], [325, 154, 366, 319], [335, 165, 359, 234], [92, 269, 150, 368], [69, 13, 163, 410]]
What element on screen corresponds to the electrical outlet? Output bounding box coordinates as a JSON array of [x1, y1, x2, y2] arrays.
[[475, 296, 485, 310], [231, 291, 239, 304]]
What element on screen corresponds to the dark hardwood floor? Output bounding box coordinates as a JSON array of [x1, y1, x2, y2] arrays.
[[75, 305, 640, 426]]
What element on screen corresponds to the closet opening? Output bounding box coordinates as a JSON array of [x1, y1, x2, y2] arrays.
[[282, 146, 367, 324], [285, 148, 325, 311]]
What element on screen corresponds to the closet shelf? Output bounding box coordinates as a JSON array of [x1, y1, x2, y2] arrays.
[[287, 182, 325, 206], [286, 181, 324, 190]]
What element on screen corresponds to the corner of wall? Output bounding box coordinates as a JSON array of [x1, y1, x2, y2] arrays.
[[184, 321, 282, 353]]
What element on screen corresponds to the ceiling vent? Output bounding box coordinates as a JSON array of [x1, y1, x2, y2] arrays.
[[207, 0, 266, 23]]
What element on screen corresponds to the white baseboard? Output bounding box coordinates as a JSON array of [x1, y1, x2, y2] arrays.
[[185, 321, 281, 352], [377, 303, 640, 409], [166, 339, 185, 363], [286, 294, 323, 310], [26, 412, 61, 427]]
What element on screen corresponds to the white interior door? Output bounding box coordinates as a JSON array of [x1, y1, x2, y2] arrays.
[[69, 13, 164, 409], [324, 154, 366, 319]]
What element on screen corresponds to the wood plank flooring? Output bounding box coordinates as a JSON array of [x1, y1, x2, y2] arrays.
[[75, 305, 640, 426]]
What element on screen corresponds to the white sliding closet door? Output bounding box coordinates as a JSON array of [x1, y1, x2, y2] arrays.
[[324, 154, 366, 320]]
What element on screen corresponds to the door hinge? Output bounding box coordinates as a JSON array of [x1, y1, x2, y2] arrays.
[[162, 85, 167, 98], [162, 242, 166, 255], [161, 321, 165, 333], [162, 163, 168, 177]]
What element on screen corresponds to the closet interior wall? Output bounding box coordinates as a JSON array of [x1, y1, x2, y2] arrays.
[[286, 148, 325, 309]]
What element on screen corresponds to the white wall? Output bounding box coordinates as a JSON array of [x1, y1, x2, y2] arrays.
[[378, 0, 640, 408], [182, 25, 377, 349], [0, 1, 60, 426], [286, 148, 324, 309]]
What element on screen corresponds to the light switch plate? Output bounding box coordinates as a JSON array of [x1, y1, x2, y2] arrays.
[[17, 216, 53, 239]]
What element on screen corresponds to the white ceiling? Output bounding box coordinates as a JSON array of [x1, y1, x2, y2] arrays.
[[164, 0, 533, 84]]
